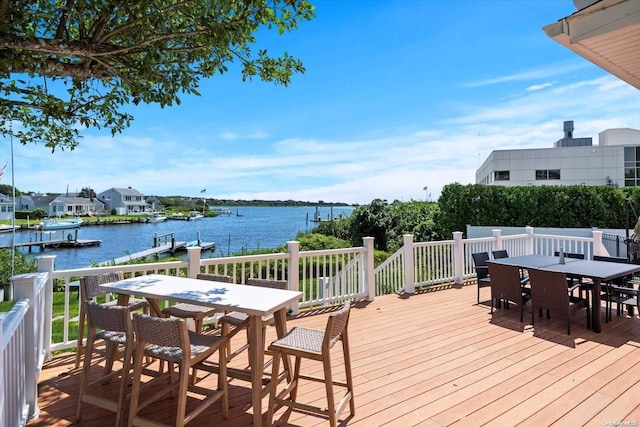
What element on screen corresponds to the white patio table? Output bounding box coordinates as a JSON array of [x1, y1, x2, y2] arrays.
[[100, 273, 302, 426], [489, 255, 640, 333]]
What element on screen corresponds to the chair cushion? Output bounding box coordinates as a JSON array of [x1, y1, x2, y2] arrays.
[[96, 330, 128, 345], [270, 326, 325, 355], [144, 331, 223, 362], [163, 303, 217, 318], [218, 311, 249, 326]]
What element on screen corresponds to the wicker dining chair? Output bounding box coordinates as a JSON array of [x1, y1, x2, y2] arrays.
[[529, 268, 590, 335], [75, 271, 149, 369], [218, 278, 288, 363], [492, 249, 509, 259], [553, 251, 593, 299], [76, 302, 134, 426], [491, 249, 530, 283], [128, 312, 249, 427], [472, 252, 491, 304], [266, 301, 355, 427], [161, 273, 232, 333], [487, 262, 530, 322], [594, 255, 638, 321]]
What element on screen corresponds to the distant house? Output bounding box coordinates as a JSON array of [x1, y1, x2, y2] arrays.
[[0, 193, 13, 221], [16, 194, 100, 217], [145, 195, 165, 212], [97, 187, 148, 215]]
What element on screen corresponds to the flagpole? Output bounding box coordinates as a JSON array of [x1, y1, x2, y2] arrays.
[[8, 123, 16, 300]]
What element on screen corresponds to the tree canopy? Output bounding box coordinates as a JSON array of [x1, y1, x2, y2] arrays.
[[0, 0, 315, 151]]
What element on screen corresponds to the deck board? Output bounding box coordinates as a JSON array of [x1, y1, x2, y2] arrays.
[[26, 281, 640, 427]]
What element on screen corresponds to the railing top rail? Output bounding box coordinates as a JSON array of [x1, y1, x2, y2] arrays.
[[1, 299, 29, 351], [534, 234, 593, 242], [414, 239, 454, 247], [500, 233, 530, 240], [200, 252, 288, 263], [51, 260, 188, 279], [462, 236, 495, 243], [300, 247, 364, 256]]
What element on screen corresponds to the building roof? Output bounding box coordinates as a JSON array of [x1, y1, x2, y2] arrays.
[[113, 187, 144, 196], [543, 0, 640, 90], [57, 196, 95, 205]]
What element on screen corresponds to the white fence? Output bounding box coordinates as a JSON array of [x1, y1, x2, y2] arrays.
[[0, 226, 611, 425], [372, 226, 608, 294], [1, 272, 48, 427], [36, 237, 375, 353]]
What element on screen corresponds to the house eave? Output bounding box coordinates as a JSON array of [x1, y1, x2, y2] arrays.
[[543, 0, 640, 90]]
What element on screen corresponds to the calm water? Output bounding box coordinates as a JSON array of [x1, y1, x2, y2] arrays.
[[1, 206, 354, 270]]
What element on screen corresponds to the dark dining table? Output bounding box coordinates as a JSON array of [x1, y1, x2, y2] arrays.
[[488, 254, 640, 332]]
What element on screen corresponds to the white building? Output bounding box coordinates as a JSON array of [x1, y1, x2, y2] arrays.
[[476, 121, 640, 188]]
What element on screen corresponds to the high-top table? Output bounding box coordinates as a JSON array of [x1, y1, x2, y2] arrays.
[[488, 255, 640, 333], [100, 274, 302, 426]]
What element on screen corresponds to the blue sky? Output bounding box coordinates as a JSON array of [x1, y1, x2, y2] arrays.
[[4, 0, 640, 205]]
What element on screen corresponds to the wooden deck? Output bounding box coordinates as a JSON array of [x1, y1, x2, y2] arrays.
[[27, 281, 640, 427]]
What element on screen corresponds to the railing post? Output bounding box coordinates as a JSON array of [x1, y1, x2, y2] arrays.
[[525, 226, 534, 255], [592, 230, 605, 257], [402, 234, 415, 294], [11, 272, 48, 422], [287, 241, 300, 315], [36, 255, 55, 360], [186, 246, 201, 278], [363, 237, 376, 300], [492, 229, 502, 252], [453, 231, 464, 284]]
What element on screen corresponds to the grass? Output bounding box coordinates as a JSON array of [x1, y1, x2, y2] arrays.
[[0, 299, 13, 312]]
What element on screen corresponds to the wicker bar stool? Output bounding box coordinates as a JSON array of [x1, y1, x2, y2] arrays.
[[162, 273, 232, 332], [128, 312, 249, 427], [75, 271, 149, 369], [218, 278, 288, 363], [266, 301, 355, 427], [76, 302, 134, 426]]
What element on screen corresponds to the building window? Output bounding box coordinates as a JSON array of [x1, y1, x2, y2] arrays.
[[536, 169, 561, 180], [494, 171, 510, 181], [624, 146, 640, 187]]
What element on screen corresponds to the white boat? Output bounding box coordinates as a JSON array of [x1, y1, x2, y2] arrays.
[[148, 213, 167, 223], [39, 217, 83, 230], [0, 224, 15, 233], [168, 212, 187, 220], [187, 211, 204, 220]]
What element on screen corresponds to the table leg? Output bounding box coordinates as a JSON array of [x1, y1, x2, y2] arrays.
[[592, 279, 602, 333], [117, 294, 163, 317], [145, 298, 163, 317], [249, 315, 263, 426]]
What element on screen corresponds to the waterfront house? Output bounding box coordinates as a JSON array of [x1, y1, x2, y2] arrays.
[[97, 187, 148, 214], [144, 195, 165, 212], [0, 193, 12, 221], [16, 194, 99, 217]]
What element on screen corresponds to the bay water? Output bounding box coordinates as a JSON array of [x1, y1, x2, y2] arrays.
[[1, 206, 354, 271]]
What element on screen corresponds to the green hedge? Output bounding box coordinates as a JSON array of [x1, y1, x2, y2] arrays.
[[436, 183, 632, 237]]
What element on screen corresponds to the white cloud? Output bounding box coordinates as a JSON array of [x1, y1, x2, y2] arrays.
[[5, 67, 640, 205]]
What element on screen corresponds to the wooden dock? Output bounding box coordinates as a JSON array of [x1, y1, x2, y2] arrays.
[[0, 238, 101, 252], [101, 240, 215, 266]]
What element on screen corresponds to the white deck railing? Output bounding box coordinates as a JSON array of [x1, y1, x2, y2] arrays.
[[373, 226, 608, 294], [1, 272, 48, 426], [36, 237, 375, 353], [0, 226, 610, 425]]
